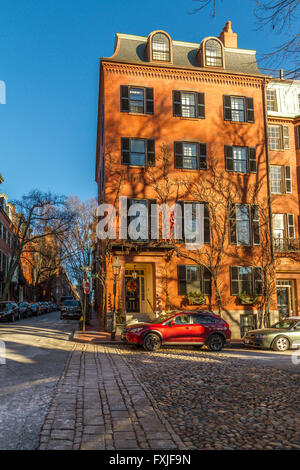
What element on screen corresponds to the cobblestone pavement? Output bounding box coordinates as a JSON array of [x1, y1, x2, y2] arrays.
[[38, 343, 185, 450], [118, 345, 300, 450]]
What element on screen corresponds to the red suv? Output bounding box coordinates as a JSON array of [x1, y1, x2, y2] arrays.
[[122, 311, 231, 352]]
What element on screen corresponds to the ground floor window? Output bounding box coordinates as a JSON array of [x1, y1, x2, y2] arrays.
[[230, 266, 262, 296], [178, 265, 211, 296]]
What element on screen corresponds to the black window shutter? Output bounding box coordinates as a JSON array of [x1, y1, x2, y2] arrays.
[[178, 265, 187, 295], [198, 143, 207, 169], [230, 266, 239, 295], [225, 145, 233, 171], [146, 88, 154, 114], [173, 91, 182, 116], [287, 214, 295, 238], [121, 138, 130, 164], [146, 140, 155, 166], [253, 267, 262, 295], [223, 95, 232, 121], [174, 142, 183, 168], [120, 86, 129, 112], [197, 93, 205, 119], [229, 204, 237, 244], [203, 267, 211, 295], [246, 97, 254, 123], [148, 199, 156, 240], [204, 203, 210, 244], [248, 147, 257, 173], [251, 205, 260, 245]]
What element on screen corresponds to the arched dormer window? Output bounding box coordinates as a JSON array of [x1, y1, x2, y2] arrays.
[[151, 32, 170, 62], [205, 38, 223, 67]]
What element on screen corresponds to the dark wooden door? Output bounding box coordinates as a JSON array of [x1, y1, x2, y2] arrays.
[[126, 277, 140, 312]]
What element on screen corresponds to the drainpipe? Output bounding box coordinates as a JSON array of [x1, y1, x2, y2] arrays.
[[262, 77, 274, 263], [262, 77, 275, 326]]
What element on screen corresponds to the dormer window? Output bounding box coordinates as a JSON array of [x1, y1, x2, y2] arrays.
[[205, 39, 223, 67], [152, 33, 170, 61]]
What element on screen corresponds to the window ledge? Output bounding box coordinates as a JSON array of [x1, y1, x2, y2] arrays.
[[121, 112, 152, 117]]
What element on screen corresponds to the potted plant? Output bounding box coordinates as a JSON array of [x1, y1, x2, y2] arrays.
[[186, 291, 207, 305], [238, 291, 259, 305]]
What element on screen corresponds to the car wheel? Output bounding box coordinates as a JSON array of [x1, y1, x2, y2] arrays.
[[143, 333, 162, 352], [207, 334, 224, 352], [272, 336, 290, 352]]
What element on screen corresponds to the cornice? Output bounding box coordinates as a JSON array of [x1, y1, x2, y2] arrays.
[[268, 116, 295, 124], [101, 61, 265, 88]]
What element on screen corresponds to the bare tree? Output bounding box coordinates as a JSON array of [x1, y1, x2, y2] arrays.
[[190, 0, 300, 78], [1, 190, 74, 301]]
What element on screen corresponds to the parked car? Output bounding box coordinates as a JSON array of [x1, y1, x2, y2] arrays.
[[28, 303, 39, 316], [122, 311, 231, 352], [0, 302, 20, 322], [60, 296, 74, 305], [243, 317, 300, 351], [18, 302, 30, 319], [60, 300, 81, 320]]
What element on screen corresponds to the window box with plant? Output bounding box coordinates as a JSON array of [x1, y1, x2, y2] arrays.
[[237, 291, 259, 305], [186, 291, 207, 305]]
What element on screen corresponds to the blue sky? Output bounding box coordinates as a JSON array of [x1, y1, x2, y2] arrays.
[[0, 0, 297, 203]]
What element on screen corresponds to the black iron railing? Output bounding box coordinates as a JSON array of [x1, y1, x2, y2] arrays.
[[273, 237, 300, 252]]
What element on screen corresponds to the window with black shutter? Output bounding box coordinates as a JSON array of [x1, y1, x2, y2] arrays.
[[120, 86, 154, 114], [229, 204, 260, 246], [174, 142, 207, 170], [178, 265, 211, 296], [180, 201, 210, 244], [223, 95, 255, 123], [173, 91, 205, 119], [225, 145, 256, 173], [121, 138, 155, 166], [230, 266, 262, 296]]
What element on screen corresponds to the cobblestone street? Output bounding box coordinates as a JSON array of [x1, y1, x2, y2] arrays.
[[38, 344, 184, 450]]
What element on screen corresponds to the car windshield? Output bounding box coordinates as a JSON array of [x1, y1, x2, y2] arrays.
[[271, 319, 298, 329], [148, 315, 172, 324], [63, 300, 80, 307]]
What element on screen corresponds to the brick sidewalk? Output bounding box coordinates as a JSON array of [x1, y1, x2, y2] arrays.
[[38, 343, 185, 450]]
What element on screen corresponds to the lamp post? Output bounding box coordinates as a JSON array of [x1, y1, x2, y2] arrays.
[[111, 257, 121, 340]]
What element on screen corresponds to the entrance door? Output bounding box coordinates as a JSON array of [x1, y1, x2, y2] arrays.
[[125, 277, 140, 313], [276, 280, 294, 317]]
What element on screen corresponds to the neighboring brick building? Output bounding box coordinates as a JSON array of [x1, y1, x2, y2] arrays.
[[266, 79, 300, 317], [0, 194, 18, 299], [95, 22, 300, 338]]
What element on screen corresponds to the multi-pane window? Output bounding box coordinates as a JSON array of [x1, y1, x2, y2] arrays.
[[120, 86, 154, 114], [266, 89, 277, 112], [225, 146, 256, 173], [270, 165, 292, 194], [178, 201, 210, 244], [178, 265, 211, 296], [205, 39, 223, 67], [173, 91, 205, 119], [126, 198, 156, 241], [121, 138, 155, 166], [174, 142, 207, 170], [152, 33, 170, 61], [273, 213, 295, 239], [268, 125, 289, 150], [296, 125, 300, 149], [223, 96, 254, 122], [229, 204, 260, 246], [230, 266, 262, 296]]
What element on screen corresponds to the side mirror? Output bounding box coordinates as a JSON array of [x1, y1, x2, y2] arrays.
[[170, 321, 176, 326]]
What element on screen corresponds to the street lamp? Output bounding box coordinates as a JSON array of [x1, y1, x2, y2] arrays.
[[132, 265, 138, 280], [111, 257, 121, 340]]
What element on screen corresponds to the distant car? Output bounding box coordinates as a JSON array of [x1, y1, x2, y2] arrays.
[[122, 311, 231, 352], [0, 302, 20, 322], [60, 296, 74, 305], [28, 303, 39, 316], [60, 300, 81, 320], [243, 317, 300, 351], [18, 302, 30, 319], [51, 303, 57, 311]]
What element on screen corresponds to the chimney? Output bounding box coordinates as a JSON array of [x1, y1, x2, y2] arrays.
[[219, 21, 237, 48]]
